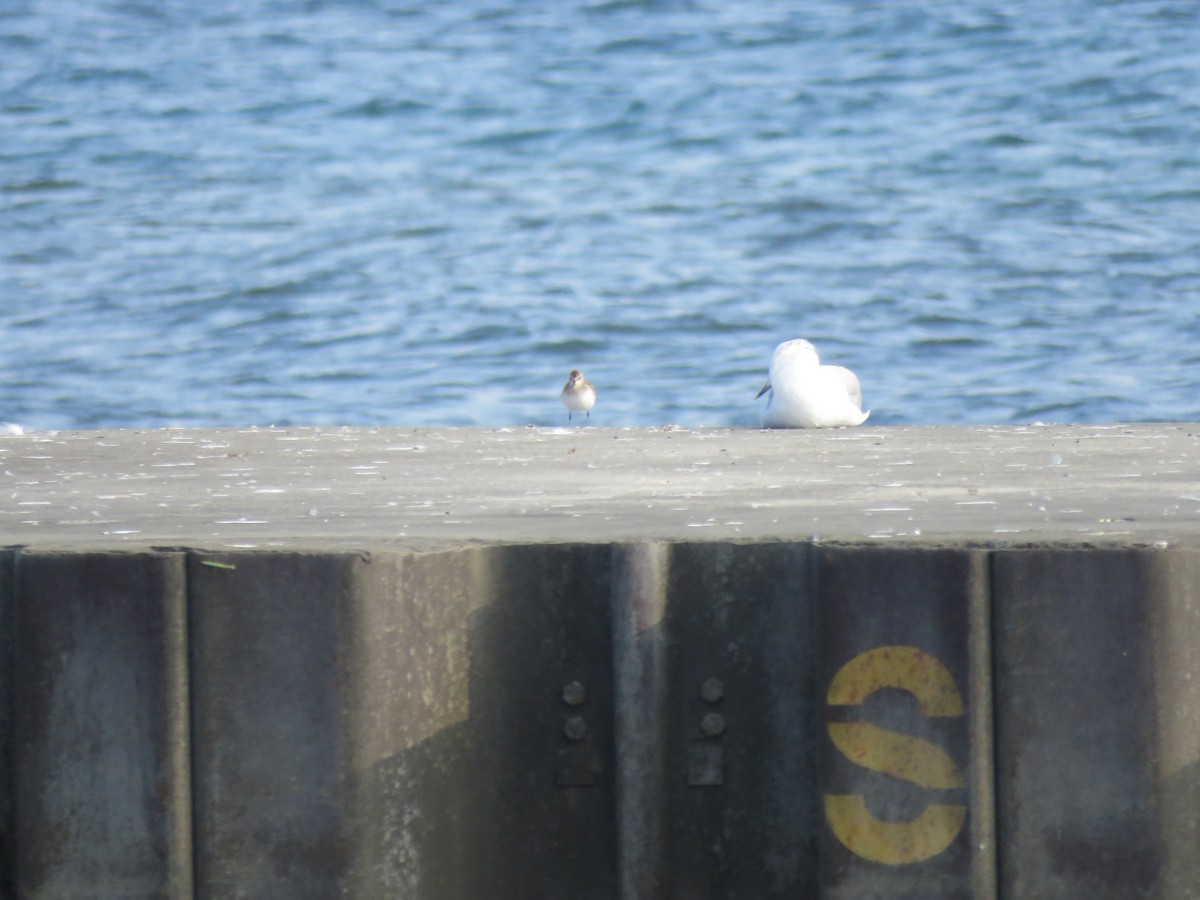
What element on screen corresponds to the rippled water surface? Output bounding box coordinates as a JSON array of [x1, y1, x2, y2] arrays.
[[3, 0, 1199, 429]]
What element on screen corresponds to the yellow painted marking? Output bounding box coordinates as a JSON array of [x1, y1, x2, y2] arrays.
[[827, 645, 963, 717], [827, 722, 965, 790], [824, 794, 966, 865], [824, 645, 968, 864]]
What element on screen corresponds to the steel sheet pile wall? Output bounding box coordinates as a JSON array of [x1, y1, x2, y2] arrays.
[[1, 542, 1198, 898], [7, 553, 191, 898], [991, 549, 1200, 899]]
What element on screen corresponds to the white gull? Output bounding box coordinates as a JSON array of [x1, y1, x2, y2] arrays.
[[756, 339, 869, 428]]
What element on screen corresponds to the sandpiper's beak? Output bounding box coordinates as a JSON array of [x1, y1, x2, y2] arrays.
[[755, 382, 771, 400]]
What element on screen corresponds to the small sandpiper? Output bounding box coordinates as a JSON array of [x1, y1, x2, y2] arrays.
[[560, 369, 597, 421]]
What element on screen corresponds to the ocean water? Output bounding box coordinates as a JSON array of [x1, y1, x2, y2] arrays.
[[2, 0, 1199, 430]]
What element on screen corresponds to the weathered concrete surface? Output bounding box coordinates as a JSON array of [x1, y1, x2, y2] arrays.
[[2, 423, 1199, 550]]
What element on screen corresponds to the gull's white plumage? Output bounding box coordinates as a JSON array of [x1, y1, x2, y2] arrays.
[[757, 339, 869, 428]]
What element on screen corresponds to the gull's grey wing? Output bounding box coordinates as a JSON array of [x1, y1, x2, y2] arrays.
[[829, 365, 863, 409]]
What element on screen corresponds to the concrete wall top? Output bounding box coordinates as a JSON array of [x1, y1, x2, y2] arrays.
[[1, 424, 1198, 550]]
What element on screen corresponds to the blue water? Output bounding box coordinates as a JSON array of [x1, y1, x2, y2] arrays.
[[3, 1, 1199, 430]]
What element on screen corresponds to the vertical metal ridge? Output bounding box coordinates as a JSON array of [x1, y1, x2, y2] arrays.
[[611, 541, 671, 900], [969, 550, 997, 900]]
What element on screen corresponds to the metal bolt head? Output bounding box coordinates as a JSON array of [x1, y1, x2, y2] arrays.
[[564, 715, 589, 741], [562, 681, 587, 707], [700, 678, 725, 704], [700, 712, 726, 737]]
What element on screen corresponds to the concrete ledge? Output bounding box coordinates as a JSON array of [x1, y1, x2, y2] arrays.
[[2, 426, 1200, 897], [1, 424, 1199, 548]]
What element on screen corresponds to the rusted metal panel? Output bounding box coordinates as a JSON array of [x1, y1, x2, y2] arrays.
[[816, 544, 995, 900], [992, 547, 1200, 900]]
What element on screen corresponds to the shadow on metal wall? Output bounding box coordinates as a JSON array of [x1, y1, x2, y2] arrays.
[[2, 542, 1199, 898]]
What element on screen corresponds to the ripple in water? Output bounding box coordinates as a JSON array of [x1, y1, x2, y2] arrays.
[[1, 1, 1199, 430]]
